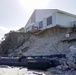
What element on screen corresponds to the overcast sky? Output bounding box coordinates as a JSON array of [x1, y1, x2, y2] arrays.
[[0, 0, 76, 40]]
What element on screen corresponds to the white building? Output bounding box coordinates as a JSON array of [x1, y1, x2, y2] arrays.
[[25, 9, 76, 32]]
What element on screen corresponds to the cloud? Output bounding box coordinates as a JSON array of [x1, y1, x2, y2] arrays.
[[0, 25, 19, 40], [47, 0, 76, 15], [0, 26, 12, 32], [0, 25, 19, 32], [19, 0, 50, 12], [0, 26, 12, 40]]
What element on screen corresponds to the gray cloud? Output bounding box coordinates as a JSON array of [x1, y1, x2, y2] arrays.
[[0, 0, 29, 40]]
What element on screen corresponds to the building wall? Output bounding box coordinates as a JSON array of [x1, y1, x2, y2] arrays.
[[35, 9, 56, 30], [25, 9, 57, 32], [56, 12, 75, 27], [25, 11, 36, 28], [35, 9, 56, 22], [25, 9, 76, 32]]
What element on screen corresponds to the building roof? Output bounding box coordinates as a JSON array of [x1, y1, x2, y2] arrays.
[[34, 9, 76, 17]]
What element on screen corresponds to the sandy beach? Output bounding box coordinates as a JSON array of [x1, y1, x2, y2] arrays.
[[0, 65, 46, 75]]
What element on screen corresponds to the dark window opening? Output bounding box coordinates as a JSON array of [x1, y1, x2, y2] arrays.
[[39, 21, 43, 29], [47, 16, 52, 25]]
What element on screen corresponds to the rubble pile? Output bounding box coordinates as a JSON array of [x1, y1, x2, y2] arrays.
[[46, 57, 76, 75]]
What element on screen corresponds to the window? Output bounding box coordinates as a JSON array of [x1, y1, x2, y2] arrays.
[[39, 21, 43, 29], [47, 16, 52, 25]]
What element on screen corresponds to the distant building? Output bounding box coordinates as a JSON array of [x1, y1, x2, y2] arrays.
[[25, 9, 76, 32]]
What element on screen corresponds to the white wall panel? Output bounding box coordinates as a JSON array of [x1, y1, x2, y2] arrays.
[[56, 12, 75, 27], [35, 9, 56, 22]]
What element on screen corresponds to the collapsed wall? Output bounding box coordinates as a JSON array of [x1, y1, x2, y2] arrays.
[[21, 26, 72, 56], [0, 26, 76, 57], [0, 31, 32, 56], [8, 26, 76, 57]]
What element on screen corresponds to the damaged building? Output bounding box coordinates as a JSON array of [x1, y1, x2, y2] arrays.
[[24, 9, 76, 57]]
